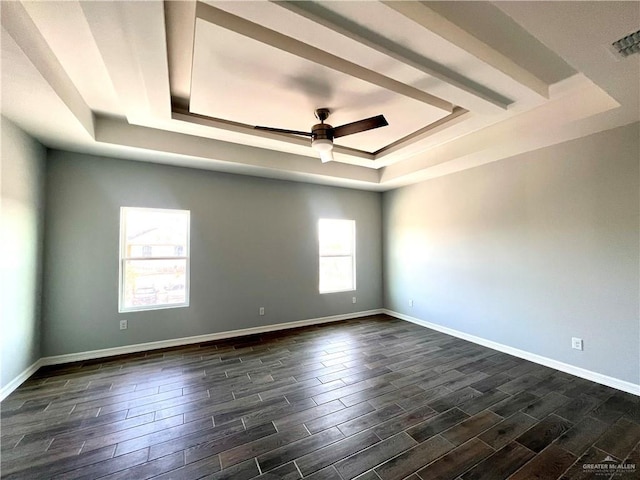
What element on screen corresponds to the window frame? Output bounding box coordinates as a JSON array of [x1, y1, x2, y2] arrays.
[[318, 218, 356, 294], [118, 207, 191, 313]]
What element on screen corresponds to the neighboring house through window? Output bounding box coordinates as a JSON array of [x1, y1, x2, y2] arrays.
[[119, 207, 190, 312], [318, 218, 356, 293]]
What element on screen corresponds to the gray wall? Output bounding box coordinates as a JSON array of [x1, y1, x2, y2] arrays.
[[42, 151, 382, 356], [383, 123, 640, 384], [1, 117, 46, 391]]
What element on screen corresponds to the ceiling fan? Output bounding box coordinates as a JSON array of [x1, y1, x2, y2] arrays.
[[255, 108, 388, 163]]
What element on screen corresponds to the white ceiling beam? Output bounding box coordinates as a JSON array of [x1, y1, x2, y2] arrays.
[[195, 2, 453, 113], [1, 1, 94, 138], [80, 1, 171, 121], [383, 1, 550, 99], [164, 1, 196, 109], [273, 1, 511, 110]]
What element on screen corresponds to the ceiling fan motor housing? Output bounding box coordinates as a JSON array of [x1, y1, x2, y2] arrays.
[[312, 123, 334, 142]]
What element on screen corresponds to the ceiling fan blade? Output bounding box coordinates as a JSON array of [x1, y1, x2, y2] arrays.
[[333, 115, 388, 138], [254, 126, 313, 137], [319, 150, 334, 163]]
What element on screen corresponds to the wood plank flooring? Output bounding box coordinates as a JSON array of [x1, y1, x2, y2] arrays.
[[1, 315, 638, 479]]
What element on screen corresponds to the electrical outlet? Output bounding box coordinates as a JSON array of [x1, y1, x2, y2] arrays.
[[259, 307, 265, 316], [119, 319, 128, 330], [409, 300, 414, 307], [352, 297, 357, 304], [571, 337, 583, 351]]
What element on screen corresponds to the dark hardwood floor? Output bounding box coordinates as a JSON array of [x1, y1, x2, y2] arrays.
[[1, 315, 638, 480]]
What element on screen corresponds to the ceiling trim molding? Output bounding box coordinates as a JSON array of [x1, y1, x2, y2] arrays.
[[374, 106, 470, 158], [379, 75, 619, 188], [382, 1, 550, 99], [171, 107, 475, 166], [172, 109, 376, 160], [195, 2, 454, 113], [273, 0, 511, 110], [94, 116, 382, 185]]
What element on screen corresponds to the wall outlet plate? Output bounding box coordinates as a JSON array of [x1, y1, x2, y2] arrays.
[[571, 337, 583, 350], [119, 319, 128, 330], [259, 307, 265, 316], [352, 297, 357, 304], [409, 300, 414, 307]]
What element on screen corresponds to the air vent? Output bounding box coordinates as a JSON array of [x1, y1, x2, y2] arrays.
[[611, 29, 640, 58]]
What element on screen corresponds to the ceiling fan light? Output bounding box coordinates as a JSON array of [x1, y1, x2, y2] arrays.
[[312, 138, 333, 152], [320, 150, 334, 163]]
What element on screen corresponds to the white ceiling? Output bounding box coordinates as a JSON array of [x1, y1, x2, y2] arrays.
[[1, 1, 638, 191]]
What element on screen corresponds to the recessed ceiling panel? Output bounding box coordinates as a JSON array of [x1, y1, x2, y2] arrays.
[[189, 18, 450, 152]]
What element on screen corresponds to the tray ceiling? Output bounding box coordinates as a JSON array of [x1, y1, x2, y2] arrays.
[[190, 18, 452, 153], [2, 1, 638, 190]]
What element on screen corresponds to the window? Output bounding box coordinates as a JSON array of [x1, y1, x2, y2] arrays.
[[119, 207, 190, 312], [318, 218, 356, 293]]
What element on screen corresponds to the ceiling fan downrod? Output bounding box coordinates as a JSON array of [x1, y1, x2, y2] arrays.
[[312, 108, 333, 142]]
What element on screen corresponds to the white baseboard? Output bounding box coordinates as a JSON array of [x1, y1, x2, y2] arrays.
[[39, 309, 384, 367], [6, 307, 635, 401], [385, 309, 640, 396], [0, 310, 383, 401], [0, 358, 44, 402]]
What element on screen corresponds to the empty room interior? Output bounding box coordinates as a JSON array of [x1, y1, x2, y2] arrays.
[[1, 1, 639, 479]]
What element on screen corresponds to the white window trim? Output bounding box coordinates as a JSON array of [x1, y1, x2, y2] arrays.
[[118, 207, 190, 313], [319, 218, 356, 294]]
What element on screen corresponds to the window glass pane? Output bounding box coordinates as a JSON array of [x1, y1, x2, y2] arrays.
[[122, 259, 187, 309], [124, 209, 188, 258], [319, 257, 354, 293], [319, 219, 354, 256]]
